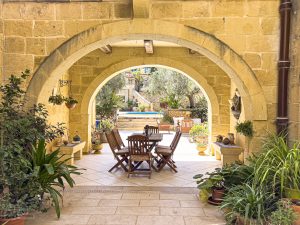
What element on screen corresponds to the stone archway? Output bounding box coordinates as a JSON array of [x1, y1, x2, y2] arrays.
[[25, 19, 268, 153], [79, 57, 221, 151]]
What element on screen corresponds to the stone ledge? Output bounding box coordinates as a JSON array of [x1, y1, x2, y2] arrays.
[[3, 0, 129, 2]]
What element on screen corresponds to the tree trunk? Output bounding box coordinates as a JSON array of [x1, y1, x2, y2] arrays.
[[187, 95, 195, 108]]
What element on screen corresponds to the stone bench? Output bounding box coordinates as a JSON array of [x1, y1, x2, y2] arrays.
[[52, 141, 86, 165], [212, 142, 243, 166]]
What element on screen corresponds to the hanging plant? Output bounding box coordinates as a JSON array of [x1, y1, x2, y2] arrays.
[[64, 97, 78, 109], [235, 120, 254, 138], [48, 94, 64, 105]]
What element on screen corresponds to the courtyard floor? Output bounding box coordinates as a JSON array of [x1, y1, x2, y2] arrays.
[[26, 131, 225, 225]]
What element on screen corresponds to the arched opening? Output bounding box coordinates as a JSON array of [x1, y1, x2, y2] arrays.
[[26, 19, 268, 157], [88, 65, 213, 156]]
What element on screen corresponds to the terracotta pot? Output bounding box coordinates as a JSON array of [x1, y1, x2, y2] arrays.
[[211, 187, 225, 202], [0, 215, 26, 225], [291, 200, 300, 225], [236, 216, 259, 225], [65, 102, 77, 109], [100, 132, 107, 143]]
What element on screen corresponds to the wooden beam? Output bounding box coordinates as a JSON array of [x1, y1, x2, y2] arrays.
[[144, 40, 153, 54], [99, 45, 112, 54]]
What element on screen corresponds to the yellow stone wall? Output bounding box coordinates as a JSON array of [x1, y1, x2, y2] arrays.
[[0, 0, 287, 153], [0, 0, 3, 82]]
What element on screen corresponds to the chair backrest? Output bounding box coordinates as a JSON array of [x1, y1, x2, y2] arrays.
[[148, 126, 159, 134], [105, 131, 119, 154], [112, 128, 125, 149], [128, 135, 150, 156], [171, 131, 182, 152]]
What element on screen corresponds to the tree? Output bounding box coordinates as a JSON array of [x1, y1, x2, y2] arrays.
[[96, 74, 125, 118], [146, 68, 204, 108]]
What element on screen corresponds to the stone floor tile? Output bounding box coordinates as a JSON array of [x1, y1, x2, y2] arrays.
[[71, 199, 101, 207], [136, 215, 185, 225], [98, 199, 140, 207], [184, 216, 226, 225], [88, 215, 137, 225], [71, 206, 117, 215], [122, 192, 160, 200], [59, 215, 91, 224], [85, 193, 122, 200], [180, 200, 204, 208], [160, 193, 198, 200], [116, 206, 160, 215], [160, 207, 205, 216], [140, 199, 180, 207]]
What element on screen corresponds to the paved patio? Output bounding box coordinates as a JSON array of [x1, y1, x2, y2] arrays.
[[26, 186, 225, 225], [73, 131, 221, 187], [26, 131, 225, 225]]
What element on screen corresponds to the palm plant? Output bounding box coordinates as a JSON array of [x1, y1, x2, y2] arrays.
[[31, 139, 81, 218]]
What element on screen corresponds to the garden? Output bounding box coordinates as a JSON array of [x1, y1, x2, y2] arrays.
[[0, 71, 81, 224], [194, 133, 300, 225]]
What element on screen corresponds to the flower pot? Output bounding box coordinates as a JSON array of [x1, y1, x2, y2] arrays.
[[0, 215, 26, 225], [100, 132, 107, 143], [236, 215, 259, 225], [92, 143, 103, 154], [65, 102, 77, 109], [211, 187, 225, 203], [196, 145, 207, 155]]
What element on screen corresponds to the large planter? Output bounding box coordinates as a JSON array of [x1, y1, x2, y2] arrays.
[[100, 132, 108, 143], [0, 215, 26, 225], [236, 215, 259, 225], [196, 145, 207, 155], [92, 143, 103, 154]]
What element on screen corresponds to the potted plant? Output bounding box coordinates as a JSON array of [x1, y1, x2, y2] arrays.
[[48, 94, 64, 105], [92, 139, 103, 154], [189, 123, 208, 154], [193, 168, 225, 205], [220, 184, 278, 225], [97, 118, 114, 143], [269, 200, 298, 225], [64, 97, 78, 109], [235, 120, 254, 137]]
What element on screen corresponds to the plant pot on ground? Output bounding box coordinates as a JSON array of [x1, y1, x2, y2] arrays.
[[92, 140, 103, 154], [196, 143, 207, 155], [0, 214, 27, 225]]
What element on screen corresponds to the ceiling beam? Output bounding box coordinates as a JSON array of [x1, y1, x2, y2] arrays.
[[144, 40, 153, 54], [99, 45, 112, 54]]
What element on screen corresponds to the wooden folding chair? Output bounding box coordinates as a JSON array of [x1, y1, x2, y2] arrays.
[[112, 128, 127, 150], [148, 126, 159, 134], [128, 135, 152, 178], [155, 131, 182, 173], [106, 131, 129, 172]]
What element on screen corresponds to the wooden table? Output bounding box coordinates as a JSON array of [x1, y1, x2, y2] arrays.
[[129, 133, 163, 149], [212, 142, 243, 166], [52, 141, 86, 165]]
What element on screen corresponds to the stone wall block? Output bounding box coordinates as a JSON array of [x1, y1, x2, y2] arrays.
[[33, 21, 64, 37], [152, 2, 182, 18], [4, 20, 33, 36], [55, 3, 82, 20], [261, 18, 279, 35], [46, 37, 67, 55], [64, 21, 100, 37], [182, 1, 210, 18], [4, 37, 25, 53], [26, 38, 46, 55], [243, 53, 261, 69], [82, 3, 112, 19], [113, 3, 132, 18]]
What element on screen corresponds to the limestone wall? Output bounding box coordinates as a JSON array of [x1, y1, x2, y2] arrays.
[[0, 0, 284, 152], [0, 0, 3, 82], [289, 0, 300, 143]]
